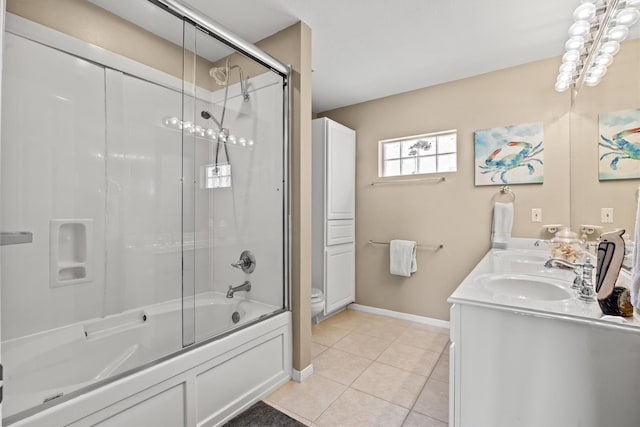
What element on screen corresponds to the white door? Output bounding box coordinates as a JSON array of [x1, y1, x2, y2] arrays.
[[324, 244, 355, 313], [325, 120, 355, 220]]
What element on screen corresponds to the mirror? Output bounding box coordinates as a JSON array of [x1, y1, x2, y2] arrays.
[[570, 37, 640, 268]]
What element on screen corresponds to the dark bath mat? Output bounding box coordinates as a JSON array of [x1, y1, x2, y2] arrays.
[[223, 400, 306, 427]]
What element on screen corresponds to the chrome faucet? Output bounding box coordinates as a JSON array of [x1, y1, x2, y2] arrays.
[[226, 280, 252, 298], [544, 258, 596, 301]]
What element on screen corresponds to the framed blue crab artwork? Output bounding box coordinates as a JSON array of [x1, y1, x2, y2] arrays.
[[474, 122, 544, 186], [599, 107, 640, 181]]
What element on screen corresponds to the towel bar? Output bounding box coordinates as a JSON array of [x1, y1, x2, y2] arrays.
[[370, 176, 445, 186], [368, 240, 444, 250]]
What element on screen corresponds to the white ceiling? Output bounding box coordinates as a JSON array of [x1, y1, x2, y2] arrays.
[[95, 0, 637, 113], [181, 0, 586, 112]]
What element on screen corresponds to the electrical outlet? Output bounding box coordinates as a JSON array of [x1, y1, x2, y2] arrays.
[[531, 208, 542, 223], [601, 208, 614, 223]]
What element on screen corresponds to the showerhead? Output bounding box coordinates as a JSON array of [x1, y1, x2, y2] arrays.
[[209, 59, 250, 102], [201, 110, 221, 130], [209, 66, 228, 86]]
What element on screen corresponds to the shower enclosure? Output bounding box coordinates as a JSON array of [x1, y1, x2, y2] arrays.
[[0, 0, 290, 424]]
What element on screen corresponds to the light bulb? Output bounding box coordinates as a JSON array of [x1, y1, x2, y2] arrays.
[[607, 25, 629, 42], [589, 64, 607, 77], [169, 117, 179, 127], [206, 128, 214, 137], [557, 72, 574, 84], [581, 0, 605, 7], [555, 80, 571, 92], [559, 63, 577, 74], [238, 137, 247, 145], [194, 125, 202, 134], [574, 2, 596, 21], [615, 8, 640, 25], [569, 20, 592, 37], [563, 50, 581, 64], [624, 0, 640, 10], [162, 116, 172, 126], [584, 74, 601, 86], [600, 40, 620, 55], [594, 53, 613, 66], [228, 135, 237, 144], [248, 140, 255, 146], [565, 36, 585, 51], [218, 130, 227, 141]]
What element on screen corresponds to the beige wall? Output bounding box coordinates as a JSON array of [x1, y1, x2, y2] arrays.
[[7, 0, 313, 371], [570, 38, 640, 239], [7, 0, 215, 89], [320, 57, 571, 320], [256, 23, 313, 372]]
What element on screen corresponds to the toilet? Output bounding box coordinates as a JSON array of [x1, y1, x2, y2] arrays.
[[311, 288, 325, 322]]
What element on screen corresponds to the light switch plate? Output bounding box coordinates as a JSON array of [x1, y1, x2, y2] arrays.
[[601, 208, 614, 223], [531, 208, 542, 223]]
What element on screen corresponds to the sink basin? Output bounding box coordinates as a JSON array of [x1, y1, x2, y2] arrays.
[[475, 274, 572, 301]]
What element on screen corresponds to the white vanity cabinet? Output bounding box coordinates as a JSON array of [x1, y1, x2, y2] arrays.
[[449, 303, 640, 427], [448, 241, 640, 427], [312, 118, 356, 316]]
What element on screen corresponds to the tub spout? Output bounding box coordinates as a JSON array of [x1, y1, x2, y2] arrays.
[[226, 280, 251, 298]]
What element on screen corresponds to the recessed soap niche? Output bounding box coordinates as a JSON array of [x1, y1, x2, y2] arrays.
[[50, 219, 93, 288]]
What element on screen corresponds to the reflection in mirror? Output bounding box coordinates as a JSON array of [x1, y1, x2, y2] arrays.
[[570, 37, 640, 270]]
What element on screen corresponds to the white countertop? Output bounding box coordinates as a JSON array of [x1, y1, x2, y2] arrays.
[[448, 238, 640, 332]]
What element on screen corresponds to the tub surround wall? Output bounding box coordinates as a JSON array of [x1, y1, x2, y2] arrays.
[[320, 56, 571, 321], [205, 74, 286, 309], [1, 32, 110, 339]]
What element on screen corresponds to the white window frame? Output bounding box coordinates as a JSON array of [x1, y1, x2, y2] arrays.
[[378, 129, 457, 178]]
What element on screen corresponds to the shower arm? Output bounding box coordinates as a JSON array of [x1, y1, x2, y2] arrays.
[[228, 65, 250, 102]]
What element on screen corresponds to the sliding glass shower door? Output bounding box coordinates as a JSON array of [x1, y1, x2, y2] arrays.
[[181, 21, 288, 344], [0, 0, 288, 421]]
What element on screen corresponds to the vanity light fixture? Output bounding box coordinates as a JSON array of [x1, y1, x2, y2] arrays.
[[161, 116, 254, 147], [555, 0, 640, 92]]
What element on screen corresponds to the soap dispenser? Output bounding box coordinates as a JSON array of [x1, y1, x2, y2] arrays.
[[595, 229, 633, 317]]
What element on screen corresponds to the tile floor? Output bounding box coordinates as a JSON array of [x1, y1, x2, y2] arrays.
[[264, 309, 450, 426]]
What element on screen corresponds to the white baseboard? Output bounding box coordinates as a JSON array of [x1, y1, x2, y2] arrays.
[[348, 303, 450, 329], [291, 363, 314, 382]]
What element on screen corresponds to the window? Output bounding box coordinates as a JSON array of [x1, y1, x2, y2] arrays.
[[379, 130, 457, 177]]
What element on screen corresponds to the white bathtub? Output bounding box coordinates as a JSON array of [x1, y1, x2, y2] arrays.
[[3, 293, 290, 425]]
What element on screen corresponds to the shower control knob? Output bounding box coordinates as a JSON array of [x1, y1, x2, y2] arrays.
[[231, 250, 256, 274]]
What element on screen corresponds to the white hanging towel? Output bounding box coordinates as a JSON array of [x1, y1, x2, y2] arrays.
[[491, 202, 514, 249], [631, 190, 640, 307], [390, 240, 417, 277]]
